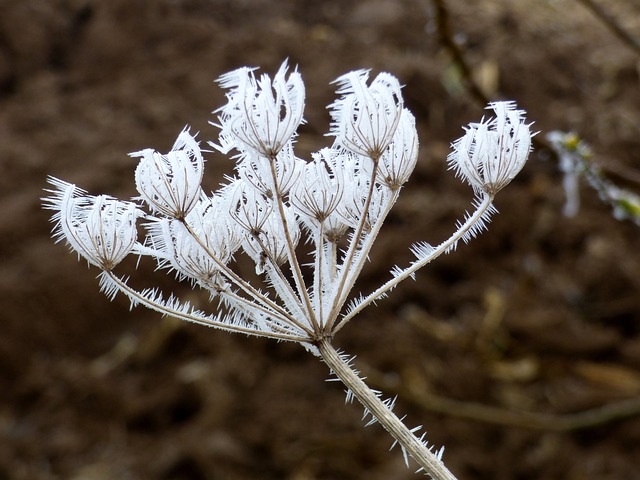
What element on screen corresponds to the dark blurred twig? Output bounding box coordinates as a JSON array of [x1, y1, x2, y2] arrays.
[[367, 367, 640, 431], [431, 0, 489, 107], [575, 0, 640, 55], [430, 0, 551, 157], [430, 0, 640, 190]]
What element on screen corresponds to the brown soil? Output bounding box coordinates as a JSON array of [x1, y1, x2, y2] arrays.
[[1, 1, 639, 479]]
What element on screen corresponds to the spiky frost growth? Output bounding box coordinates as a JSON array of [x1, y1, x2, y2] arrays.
[[43, 61, 533, 480], [44, 178, 140, 270], [377, 109, 419, 190], [131, 128, 204, 218], [215, 61, 305, 158], [448, 101, 532, 195], [329, 70, 404, 159]]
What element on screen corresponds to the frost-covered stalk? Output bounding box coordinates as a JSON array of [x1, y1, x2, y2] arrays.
[[547, 130, 640, 225], [43, 61, 533, 479]]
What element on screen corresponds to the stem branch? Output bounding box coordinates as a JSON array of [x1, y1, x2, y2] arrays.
[[318, 338, 458, 480], [335, 194, 494, 333]]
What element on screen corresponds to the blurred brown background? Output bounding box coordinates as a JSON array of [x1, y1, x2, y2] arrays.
[[1, 0, 639, 479]]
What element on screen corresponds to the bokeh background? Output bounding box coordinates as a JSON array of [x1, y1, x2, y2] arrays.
[[1, 0, 639, 478]]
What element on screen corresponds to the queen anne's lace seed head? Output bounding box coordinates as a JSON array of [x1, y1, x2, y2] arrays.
[[131, 128, 204, 218], [145, 197, 242, 289], [241, 203, 300, 275], [147, 218, 216, 284], [448, 101, 532, 195], [215, 61, 305, 158], [291, 148, 345, 228], [44, 62, 535, 479], [228, 182, 273, 235], [338, 162, 390, 234], [377, 110, 419, 191], [191, 196, 243, 261], [329, 70, 404, 160], [238, 141, 303, 199], [44, 178, 139, 270]]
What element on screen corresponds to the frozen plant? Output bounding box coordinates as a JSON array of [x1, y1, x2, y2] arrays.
[[547, 130, 640, 225], [43, 61, 532, 480]]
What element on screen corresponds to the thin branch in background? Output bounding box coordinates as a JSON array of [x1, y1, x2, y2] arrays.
[[367, 366, 640, 432], [575, 0, 640, 56], [431, 0, 489, 107], [424, 0, 640, 432], [548, 131, 640, 224], [430, 0, 554, 157], [431, 0, 640, 195]]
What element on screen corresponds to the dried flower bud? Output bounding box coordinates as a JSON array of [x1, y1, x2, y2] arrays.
[[377, 110, 419, 190], [241, 203, 301, 275], [329, 70, 403, 159], [145, 197, 241, 287], [238, 141, 303, 198], [227, 182, 273, 235], [44, 178, 139, 270], [448, 101, 532, 195], [132, 128, 204, 218], [338, 155, 391, 233], [291, 148, 345, 227], [215, 61, 305, 158]]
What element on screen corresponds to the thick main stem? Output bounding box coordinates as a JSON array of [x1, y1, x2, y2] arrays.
[[317, 338, 458, 480]]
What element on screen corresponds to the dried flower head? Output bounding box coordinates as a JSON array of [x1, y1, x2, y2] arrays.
[[377, 109, 419, 190], [215, 60, 305, 158], [448, 101, 532, 195], [43, 61, 533, 348], [329, 70, 404, 159], [44, 178, 139, 270], [131, 128, 204, 218]]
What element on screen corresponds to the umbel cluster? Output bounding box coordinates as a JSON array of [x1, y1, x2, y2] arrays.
[[43, 61, 532, 479]]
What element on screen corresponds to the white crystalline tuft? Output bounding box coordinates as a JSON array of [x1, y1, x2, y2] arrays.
[[44, 178, 139, 271], [448, 101, 531, 195], [131, 128, 204, 218], [328, 70, 404, 159], [214, 60, 305, 158]]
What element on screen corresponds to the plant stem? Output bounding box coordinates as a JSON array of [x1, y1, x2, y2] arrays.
[[334, 194, 494, 334], [317, 337, 458, 480]]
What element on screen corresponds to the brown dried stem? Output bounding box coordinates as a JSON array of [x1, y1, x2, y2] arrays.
[[368, 366, 640, 432], [430, 0, 640, 188], [575, 0, 640, 55]]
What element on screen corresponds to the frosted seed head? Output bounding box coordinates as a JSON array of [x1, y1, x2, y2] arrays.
[[338, 171, 390, 234], [333, 152, 387, 231], [377, 109, 419, 190], [238, 141, 303, 198], [328, 70, 404, 159], [227, 181, 273, 235], [132, 128, 204, 218], [147, 218, 222, 289], [226, 180, 302, 274], [241, 204, 300, 275], [44, 178, 139, 271], [192, 195, 243, 261], [214, 60, 306, 158], [290, 148, 346, 228], [142, 195, 241, 291], [448, 101, 532, 195]]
